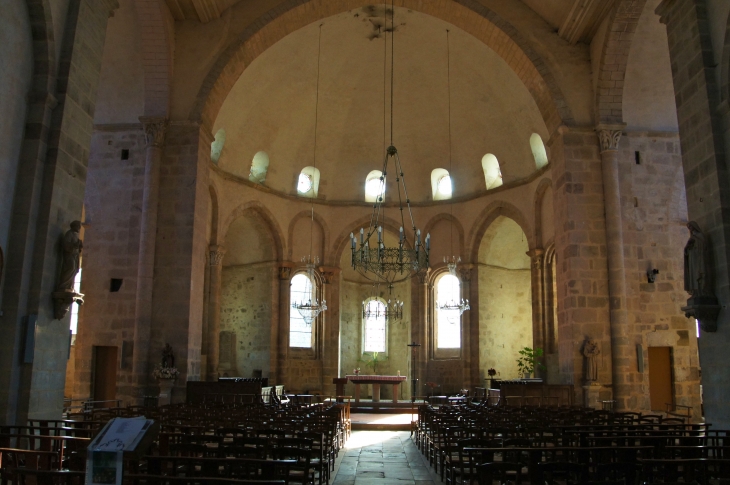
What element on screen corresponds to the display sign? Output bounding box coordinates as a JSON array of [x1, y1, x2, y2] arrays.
[[86, 417, 155, 485]]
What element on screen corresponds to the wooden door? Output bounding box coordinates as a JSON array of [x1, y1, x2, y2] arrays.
[[648, 346, 673, 411], [92, 346, 118, 407]]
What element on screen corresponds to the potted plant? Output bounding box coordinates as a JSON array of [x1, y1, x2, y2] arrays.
[[359, 352, 386, 375], [516, 347, 545, 378]]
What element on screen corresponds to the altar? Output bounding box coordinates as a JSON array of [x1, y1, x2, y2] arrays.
[[346, 375, 407, 403]]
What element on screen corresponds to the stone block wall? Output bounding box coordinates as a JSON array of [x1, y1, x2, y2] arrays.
[[619, 132, 701, 413], [219, 262, 275, 378], [478, 265, 532, 380], [72, 127, 145, 403]]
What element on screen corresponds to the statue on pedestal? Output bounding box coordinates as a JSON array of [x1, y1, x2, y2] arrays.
[[53, 221, 85, 319], [681, 221, 720, 332], [582, 338, 600, 383]]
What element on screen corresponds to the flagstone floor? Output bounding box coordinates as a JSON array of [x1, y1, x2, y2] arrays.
[[332, 431, 442, 485]]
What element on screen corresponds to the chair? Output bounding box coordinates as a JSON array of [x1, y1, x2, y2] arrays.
[[537, 462, 589, 485], [477, 462, 526, 485]]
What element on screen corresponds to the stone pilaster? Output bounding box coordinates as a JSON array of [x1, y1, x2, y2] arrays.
[[658, 0, 730, 428], [597, 124, 633, 410], [458, 265, 474, 386], [132, 117, 168, 389], [527, 249, 546, 378], [276, 262, 294, 385], [205, 245, 225, 381], [319, 266, 341, 395], [410, 270, 430, 398]]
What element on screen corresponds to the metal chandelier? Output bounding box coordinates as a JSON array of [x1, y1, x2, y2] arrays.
[[350, 2, 429, 284]]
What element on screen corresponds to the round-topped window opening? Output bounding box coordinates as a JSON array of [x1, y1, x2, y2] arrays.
[[366, 177, 383, 199], [297, 173, 313, 193], [437, 174, 452, 197]]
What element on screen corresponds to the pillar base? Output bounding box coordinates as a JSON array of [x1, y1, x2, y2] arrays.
[[583, 383, 603, 410]]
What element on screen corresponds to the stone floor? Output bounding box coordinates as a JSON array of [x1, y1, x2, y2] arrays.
[[332, 431, 442, 485]]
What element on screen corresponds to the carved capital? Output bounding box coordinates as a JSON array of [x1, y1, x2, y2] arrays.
[[527, 249, 545, 270], [278, 262, 294, 280], [458, 264, 474, 283], [209, 245, 226, 266], [416, 268, 431, 285], [596, 124, 626, 152], [140, 117, 168, 147], [318, 266, 341, 284]]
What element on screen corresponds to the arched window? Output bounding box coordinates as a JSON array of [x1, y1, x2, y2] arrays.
[[481, 154, 503, 190], [435, 274, 461, 349], [363, 299, 387, 353], [365, 170, 385, 203], [69, 268, 83, 340], [431, 168, 452, 201], [249, 151, 269, 184], [210, 129, 225, 165], [530, 133, 549, 169], [290, 273, 314, 348], [297, 166, 321, 198]]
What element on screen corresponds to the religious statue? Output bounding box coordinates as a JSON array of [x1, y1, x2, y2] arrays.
[[57, 221, 83, 291], [582, 338, 600, 383], [684, 221, 710, 297], [52, 221, 84, 319], [161, 343, 175, 368]]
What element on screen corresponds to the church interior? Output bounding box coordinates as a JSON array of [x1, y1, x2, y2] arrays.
[[1, 0, 730, 481]]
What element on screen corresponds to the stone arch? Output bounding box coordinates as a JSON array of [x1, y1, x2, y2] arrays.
[[208, 183, 220, 245], [190, 0, 573, 135], [595, 0, 648, 123], [467, 201, 533, 262], [134, 0, 173, 116], [331, 214, 411, 269], [287, 209, 330, 262], [720, 10, 730, 103], [423, 213, 466, 260], [25, 0, 55, 96], [221, 201, 284, 261], [533, 178, 552, 248]]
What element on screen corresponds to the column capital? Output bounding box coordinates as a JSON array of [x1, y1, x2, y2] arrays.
[[209, 245, 226, 266], [416, 268, 431, 285], [318, 266, 341, 284], [458, 264, 474, 283], [595, 124, 626, 152], [278, 262, 295, 280], [526, 249, 545, 270], [140, 117, 168, 147]]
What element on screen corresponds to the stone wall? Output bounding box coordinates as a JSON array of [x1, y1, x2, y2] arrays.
[[478, 265, 533, 380], [0, 0, 33, 305], [340, 279, 411, 400], [72, 128, 145, 403], [219, 262, 275, 379]]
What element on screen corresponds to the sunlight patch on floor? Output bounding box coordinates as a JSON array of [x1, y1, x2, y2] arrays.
[[343, 430, 401, 449]]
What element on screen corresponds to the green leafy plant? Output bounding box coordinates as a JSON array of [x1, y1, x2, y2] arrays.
[[516, 347, 545, 377], [359, 352, 386, 375]]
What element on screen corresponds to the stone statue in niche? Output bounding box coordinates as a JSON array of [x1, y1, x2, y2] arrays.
[[52, 221, 85, 319], [681, 221, 720, 332], [684, 221, 713, 297], [161, 343, 175, 368], [582, 338, 600, 383]]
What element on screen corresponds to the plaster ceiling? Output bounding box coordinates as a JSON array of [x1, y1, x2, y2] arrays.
[[214, 7, 549, 203]]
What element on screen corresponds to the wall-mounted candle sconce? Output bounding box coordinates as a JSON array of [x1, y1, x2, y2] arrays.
[[647, 268, 659, 283]]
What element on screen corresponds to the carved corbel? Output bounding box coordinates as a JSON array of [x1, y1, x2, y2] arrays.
[[278, 262, 294, 280]]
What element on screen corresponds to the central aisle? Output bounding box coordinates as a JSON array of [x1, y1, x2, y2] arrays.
[[332, 431, 442, 485]]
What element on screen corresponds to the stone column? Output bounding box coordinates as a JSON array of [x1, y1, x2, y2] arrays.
[[206, 245, 225, 381], [277, 263, 294, 385], [132, 117, 168, 389], [319, 267, 341, 396], [458, 265, 474, 386], [597, 125, 631, 409], [527, 249, 546, 379], [411, 270, 430, 398]]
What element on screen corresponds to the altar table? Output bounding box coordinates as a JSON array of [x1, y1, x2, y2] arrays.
[[345, 375, 407, 403]]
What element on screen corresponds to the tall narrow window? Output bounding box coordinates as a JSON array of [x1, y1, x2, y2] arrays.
[[436, 274, 461, 349], [481, 154, 503, 190], [249, 151, 270, 184], [530, 133, 549, 169], [69, 269, 83, 344], [363, 299, 387, 353], [431, 168, 452, 200], [297, 166, 321, 198], [290, 273, 314, 348], [365, 170, 384, 203], [210, 129, 226, 165]]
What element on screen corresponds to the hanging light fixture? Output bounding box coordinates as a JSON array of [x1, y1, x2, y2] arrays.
[[350, 1, 430, 284], [437, 29, 469, 320], [293, 24, 327, 325], [362, 284, 404, 321]]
